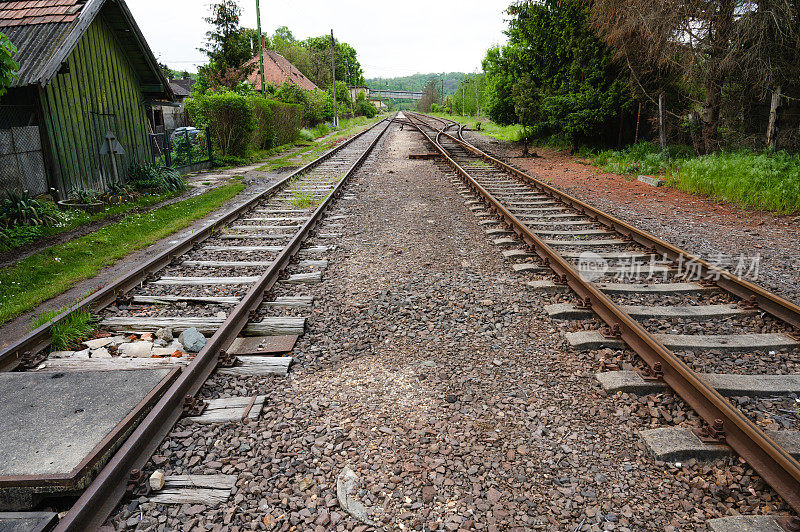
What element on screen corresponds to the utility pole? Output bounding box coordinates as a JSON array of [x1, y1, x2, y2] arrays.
[[255, 0, 266, 96], [461, 82, 464, 116], [330, 29, 338, 128], [441, 74, 444, 107], [475, 75, 480, 118]]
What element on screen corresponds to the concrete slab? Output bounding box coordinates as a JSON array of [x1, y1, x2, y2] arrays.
[[0, 369, 177, 509], [566, 331, 798, 353], [548, 303, 750, 320], [594, 281, 714, 293], [525, 280, 569, 293], [544, 239, 627, 246], [641, 427, 800, 462], [637, 175, 665, 187], [707, 516, 789, 532], [0, 511, 57, 532], [597, 370, 800, 397], [639, 427, 731, 462]]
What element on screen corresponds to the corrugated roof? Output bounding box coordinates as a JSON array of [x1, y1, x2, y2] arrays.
[[3, 21, 75, 86], [245, 49, 318, 91]]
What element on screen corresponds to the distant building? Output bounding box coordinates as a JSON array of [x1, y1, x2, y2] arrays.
[[245, 49, 318, 92], [150, 79, 195, 133], [0, 0, 173, 197]]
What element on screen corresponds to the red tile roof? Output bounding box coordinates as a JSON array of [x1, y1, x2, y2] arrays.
[[245, 49, 318, 91], [0, 0, 86, 27]]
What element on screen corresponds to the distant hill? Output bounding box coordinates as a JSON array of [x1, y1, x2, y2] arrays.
[[366, 73, 467, 96]]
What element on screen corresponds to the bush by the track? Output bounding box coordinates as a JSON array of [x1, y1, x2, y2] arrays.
[[187, 91, 304, 157]]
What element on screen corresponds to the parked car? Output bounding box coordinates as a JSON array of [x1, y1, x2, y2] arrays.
[[170, 127, 200, 142]]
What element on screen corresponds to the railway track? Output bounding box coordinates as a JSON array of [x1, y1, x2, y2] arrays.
[[0, 116, 393, 530], [403, 111, 800, 526]]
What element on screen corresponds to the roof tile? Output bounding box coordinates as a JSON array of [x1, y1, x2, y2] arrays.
[[0, 0, 84, 26]]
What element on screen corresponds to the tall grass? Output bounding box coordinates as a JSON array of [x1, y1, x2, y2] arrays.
[[675, 151, 800, 214], [31, 306, 94, 351]]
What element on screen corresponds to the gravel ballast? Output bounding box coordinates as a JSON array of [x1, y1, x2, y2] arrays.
[[105, 123, 793, 531]]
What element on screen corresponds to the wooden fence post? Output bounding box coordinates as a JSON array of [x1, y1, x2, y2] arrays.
[[766, 86, 781, 150], [658, 92, 667, 152]]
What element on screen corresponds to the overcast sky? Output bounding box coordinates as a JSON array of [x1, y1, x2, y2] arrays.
[[127, 0, 511, 78]]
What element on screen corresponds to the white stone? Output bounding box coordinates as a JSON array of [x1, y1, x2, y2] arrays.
[[83, 337, 114, 349], [90, 348, 112, 358], [118, 341, 153, 358]]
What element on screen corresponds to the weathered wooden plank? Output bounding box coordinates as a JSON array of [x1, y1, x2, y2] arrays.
[[132, 295, 241, 305], [218, 357, 292, 377], [162, 474, 237, 490], [181, 260, 273, 268], [280, 272, 323, 284], [100, 317, 305, 335], [153, 276, 258, 285], [149, 488, 230, 506], [263, 296, 313, 307], [34, 357, 189, 371]]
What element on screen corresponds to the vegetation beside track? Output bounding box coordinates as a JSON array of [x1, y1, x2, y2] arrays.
[[593, 144, 800, 214], [429, 112, 800, 215], [258, 115, 387, 172], [0, 180, 245, 325]]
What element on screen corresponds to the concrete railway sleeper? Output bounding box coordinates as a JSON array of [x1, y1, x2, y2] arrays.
[[404, 111, 800, 528], [0, 117, 394, 530]]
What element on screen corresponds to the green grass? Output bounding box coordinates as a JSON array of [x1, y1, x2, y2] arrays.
[[427, 112, 526, 143], [259, 115, 386, 172], [0, 180, 245, 325], [0, 191, 181, 254], [675, 151, 800, 214], [289, 189, 315, 208], [31, 306, 95, 351]]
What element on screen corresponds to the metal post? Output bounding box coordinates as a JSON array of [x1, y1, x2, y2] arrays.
[[330, 29, 338, 129], [206, 126, 213, 166], [255, 0, 266, 96], [164, 132, 172, 168]]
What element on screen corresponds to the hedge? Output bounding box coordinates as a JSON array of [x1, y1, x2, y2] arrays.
[[187, 91, 303, 157]]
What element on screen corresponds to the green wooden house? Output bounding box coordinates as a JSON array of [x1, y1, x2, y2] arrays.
[[0, 0, 173, 198]]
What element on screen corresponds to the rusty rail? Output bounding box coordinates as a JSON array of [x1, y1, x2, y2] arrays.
[[405, 111, 800, 514], [53, 117, 394, 530], [0, 117, 391, 372]]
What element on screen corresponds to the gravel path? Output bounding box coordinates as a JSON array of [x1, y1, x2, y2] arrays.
[[464, 133, 800, 307], [106, 124, 792, 531]]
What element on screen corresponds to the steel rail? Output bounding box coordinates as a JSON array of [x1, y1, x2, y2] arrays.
[[0, 118, 391, 372], [405, 112, 800, 513], [54, 116, 394, 531]]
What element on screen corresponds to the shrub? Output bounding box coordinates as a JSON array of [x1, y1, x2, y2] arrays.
[[302, 89, 334, 125], [355, 100, 378, 118], [187, 90, 253, 156], [0, 190, 59, 227], [127, 163, 186, 192]]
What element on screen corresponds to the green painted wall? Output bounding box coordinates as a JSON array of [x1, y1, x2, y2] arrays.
[[39, 14, 151, 196]]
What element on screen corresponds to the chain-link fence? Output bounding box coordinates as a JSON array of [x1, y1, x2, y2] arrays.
[[0, 124, 48, 196], [150, 126, 212, 171]]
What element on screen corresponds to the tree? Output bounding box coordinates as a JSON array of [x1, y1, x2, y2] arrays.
[[200, 0, 252, 72], [491, 0, 630, 149], [0, 32, 19, 100], [591, 0, 800, 153], [416, 79, 441, 112]]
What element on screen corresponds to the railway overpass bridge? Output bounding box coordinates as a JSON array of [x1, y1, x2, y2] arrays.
[[369, 89, 423, 100]]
